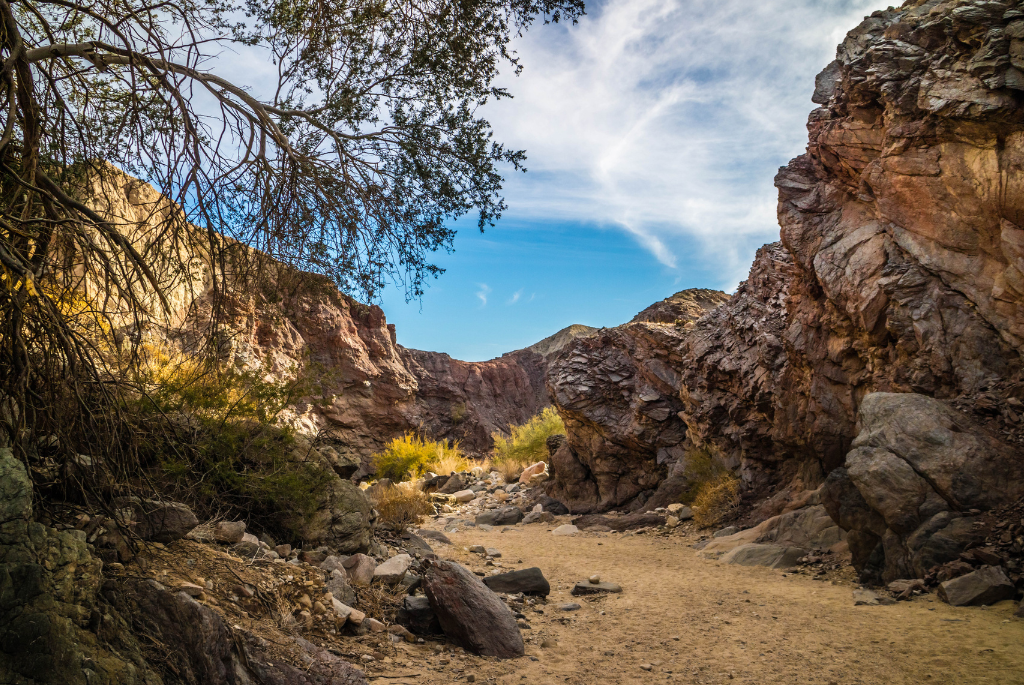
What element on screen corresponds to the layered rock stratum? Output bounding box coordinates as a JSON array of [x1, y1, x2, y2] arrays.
[[545, 0, 1024, 582]]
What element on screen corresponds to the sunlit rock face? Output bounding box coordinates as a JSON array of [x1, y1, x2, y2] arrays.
[[545, 1, 1024, 532]]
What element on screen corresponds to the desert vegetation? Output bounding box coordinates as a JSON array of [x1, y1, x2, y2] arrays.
[[490, 407, 564, 481], [371, 433, 473, 482], [368, 483, 434, 532], [678, 446, 740, 528]]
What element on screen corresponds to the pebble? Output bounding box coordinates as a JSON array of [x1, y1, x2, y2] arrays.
[[640, 663, 653, 671], [541, 639, 558, 648], [559, 603, 582, 611], [486, 548, 502, 558], [552, 524, 579, 537], [589, 574, 601, 584], [468, 545, 486, 554]]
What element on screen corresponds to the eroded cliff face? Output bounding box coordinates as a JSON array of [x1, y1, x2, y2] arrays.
[[546, 0, 1024, 563], [545, 289, 730, 513], [83, 170, 559, 472], [206, 278, 556, 468]]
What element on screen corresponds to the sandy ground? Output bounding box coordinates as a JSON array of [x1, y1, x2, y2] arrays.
[[374, 523, 1024, 685]]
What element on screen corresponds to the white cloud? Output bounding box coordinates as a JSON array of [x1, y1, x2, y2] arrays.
[[488, 0, 890, 288], [476, 283, 492, 306], [507, 289, 524, 305]]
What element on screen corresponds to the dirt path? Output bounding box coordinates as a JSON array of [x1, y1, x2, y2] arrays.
[[376, 523, 1024, 685]]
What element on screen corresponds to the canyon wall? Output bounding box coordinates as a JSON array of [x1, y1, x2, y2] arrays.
[[545, 0, 1024, 580], [83, 170, 569, 472]]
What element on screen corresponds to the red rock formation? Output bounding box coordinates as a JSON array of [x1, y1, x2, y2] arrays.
[[546, 1, 1024, 543]]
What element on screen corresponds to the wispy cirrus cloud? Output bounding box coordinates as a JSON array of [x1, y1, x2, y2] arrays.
[[507, 289, 524, 305], [476, 283, 492, 306], [488, 0, 889, 288]]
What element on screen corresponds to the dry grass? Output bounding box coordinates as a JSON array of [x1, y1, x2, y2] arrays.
[[370, 484, 433, 531], [371, 433, 465, 482], [691, 472, 740, 528], [423, 449, 473, 476], [490, 407, 564, 482]]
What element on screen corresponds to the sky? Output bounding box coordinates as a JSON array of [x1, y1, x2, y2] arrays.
[[374, 0, 893, 361]]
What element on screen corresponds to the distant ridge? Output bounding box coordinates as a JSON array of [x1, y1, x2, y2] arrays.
[[526, 324, 598, 358]]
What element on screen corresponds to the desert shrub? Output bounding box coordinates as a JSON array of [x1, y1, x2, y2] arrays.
[[680, 445, 740, 528], [491, 407, 564, 481], [424, 448, 473, 477], [371, 433, 466, 481], [134, 349, 335, 540], [691, 472, 740, 528], [370, 484, 433, 531]]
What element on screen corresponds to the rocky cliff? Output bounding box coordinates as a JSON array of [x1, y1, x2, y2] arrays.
[[546, 0, 1024, 582], [545, 289, 730, 512]]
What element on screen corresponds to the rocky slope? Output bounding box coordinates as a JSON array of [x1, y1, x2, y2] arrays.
[[545, 0, 1024, 584]]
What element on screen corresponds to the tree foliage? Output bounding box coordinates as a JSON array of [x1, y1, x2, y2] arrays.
[[0, 0, 583, 492]]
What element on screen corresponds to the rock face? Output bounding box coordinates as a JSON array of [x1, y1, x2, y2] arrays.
[[545, 289, 730, 512], [399, 348, 550, 454], [544, 0, 1024, 557], [823, 393, 1022, 582], [0, 448, 161, 685]]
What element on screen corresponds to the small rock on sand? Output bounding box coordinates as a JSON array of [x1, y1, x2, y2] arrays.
[[571, 581, 622, 596], [552, 524, 579, 536]]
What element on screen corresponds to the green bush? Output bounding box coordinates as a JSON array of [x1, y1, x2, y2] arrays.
[[491, 407, 565, 481], [371, 433, 466, 482], [135, 351, 335, 541]]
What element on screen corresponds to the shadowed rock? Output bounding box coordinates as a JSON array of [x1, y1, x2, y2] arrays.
[[482, 568, 551, 596], [422, 560, 524, 658]]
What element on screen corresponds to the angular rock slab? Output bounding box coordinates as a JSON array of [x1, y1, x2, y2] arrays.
[[374, 554, 412, 585], [571, 581, 622, 596], [422, 560, 524, 658], [342, 553, 377, 587], [475, 506, 524, 526], [938, 566, 1016, 607], [414, 528, 452, 545], [482, 567, 551, 596], [720, 544, 807, 570]]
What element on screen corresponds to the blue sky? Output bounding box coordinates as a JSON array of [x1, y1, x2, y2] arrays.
[[379, 0, 892, 360]]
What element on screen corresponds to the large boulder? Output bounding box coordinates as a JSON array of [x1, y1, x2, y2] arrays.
[[133, 499, 198, 543], [823, 393, 1022, 583], [475, 507, 524, 527], [421, 560, 524, 658], [699, 502, 845, 565], [292, 479, 372, 554], [937, 566, 1016, 607]]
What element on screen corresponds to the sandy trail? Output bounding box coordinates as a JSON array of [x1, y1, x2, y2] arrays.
[[375, 523, 1024, 685]]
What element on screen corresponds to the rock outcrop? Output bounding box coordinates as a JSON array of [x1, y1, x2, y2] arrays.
[[545, 289, 730, 512], [0, 447, 161, 684], [545, 0, 1024, 584], [822, 392, 1022, 583]]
